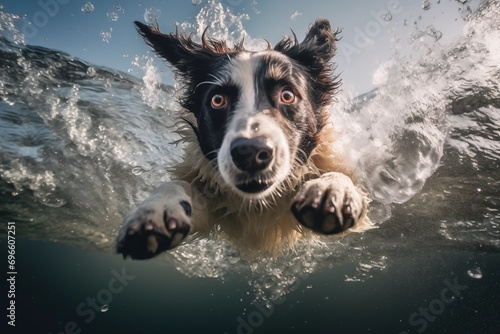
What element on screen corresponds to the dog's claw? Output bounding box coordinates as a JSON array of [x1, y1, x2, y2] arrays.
[[165, 217, 177, 231], [116, 201, 192, 260], [147, 234, 158, 254], [291, 173, 366, 235]]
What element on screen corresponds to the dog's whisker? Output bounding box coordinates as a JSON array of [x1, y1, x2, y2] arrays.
[[208, 73, 226, 86], [119, 18, 371, 259], [195, 80, 220, 92]]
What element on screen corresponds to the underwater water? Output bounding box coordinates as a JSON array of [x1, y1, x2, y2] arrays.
[[1, 0, 500, 333]]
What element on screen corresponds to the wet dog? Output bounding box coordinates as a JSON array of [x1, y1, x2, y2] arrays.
[[116, 19, 369, 259]]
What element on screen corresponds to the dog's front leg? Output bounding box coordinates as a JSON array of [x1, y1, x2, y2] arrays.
[[291, 172, 368, 235], [116, 180, 207, 259]]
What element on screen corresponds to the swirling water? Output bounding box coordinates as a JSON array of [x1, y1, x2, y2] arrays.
[[1, 1, 500, 333]]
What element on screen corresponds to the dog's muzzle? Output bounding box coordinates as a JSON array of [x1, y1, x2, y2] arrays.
[[230, 136, 275, 193]]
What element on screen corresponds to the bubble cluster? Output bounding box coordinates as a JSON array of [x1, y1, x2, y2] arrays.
[[86, 67, 96, 77], [100, 28, 112, 43], [81, 2, 95, 13], [107, 12, 119, 22]]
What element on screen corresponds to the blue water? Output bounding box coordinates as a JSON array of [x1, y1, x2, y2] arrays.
[[1, 1, 500, 333]]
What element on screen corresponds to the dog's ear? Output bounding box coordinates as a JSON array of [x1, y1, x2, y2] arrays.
[[275, 19, 338, 66], [275, 19, 340, 108], [134, 21, 214, 77], [300, 19, 337, 63]]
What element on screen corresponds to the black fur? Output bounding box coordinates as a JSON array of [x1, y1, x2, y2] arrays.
[[115, 20, 364, 260], [134, 19, 340, 164]]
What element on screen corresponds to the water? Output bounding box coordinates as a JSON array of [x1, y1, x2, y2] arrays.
[[1, 1, 500, 333]]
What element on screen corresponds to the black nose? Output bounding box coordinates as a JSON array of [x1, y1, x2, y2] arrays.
[[230, 137, 274, 173]]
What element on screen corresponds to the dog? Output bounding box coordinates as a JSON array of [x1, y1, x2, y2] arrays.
[[116, 19, 370, 259]]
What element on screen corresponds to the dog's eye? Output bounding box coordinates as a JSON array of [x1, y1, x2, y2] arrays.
[[280, 89, 296, 104], [210, 94, 227, 109]]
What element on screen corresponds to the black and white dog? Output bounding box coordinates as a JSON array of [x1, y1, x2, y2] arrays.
[[116, 19, 370, 259]]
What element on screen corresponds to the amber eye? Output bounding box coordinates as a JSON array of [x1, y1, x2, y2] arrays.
[[211, 94, 226, 109], [280, 89, 296, 104]]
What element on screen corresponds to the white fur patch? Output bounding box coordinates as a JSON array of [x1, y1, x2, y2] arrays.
[[217, 52, 291, 198]]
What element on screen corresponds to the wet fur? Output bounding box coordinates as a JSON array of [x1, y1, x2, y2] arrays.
[[173, 120, 369, 256], [116, 19, 370, 259]]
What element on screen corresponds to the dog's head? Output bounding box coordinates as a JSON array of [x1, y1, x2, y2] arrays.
[[135, 19, 339, 199]]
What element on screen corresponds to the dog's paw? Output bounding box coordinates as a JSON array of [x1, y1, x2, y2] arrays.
[[291, 172, 366, 235], [116, 199, 192, 259]]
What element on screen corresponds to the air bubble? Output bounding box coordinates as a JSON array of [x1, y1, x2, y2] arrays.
[[426, 25, 443, 41], [467, 267, 483, 279], [144, 8, 161, 24], [81, 2, 95, 13], [263, 276, 277, 289], [39, 196, 67, 208], [86, 67, 96, 77], [107, 12, 119, 22], [382, 11, 393, 22], [131, 166, 145, 175], [228, 255, 239, 264], [114, 4, 125, 13], [101, 29, 112, 43]]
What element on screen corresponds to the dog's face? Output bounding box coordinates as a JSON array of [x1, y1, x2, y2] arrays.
[[135, 20, 339, 199]]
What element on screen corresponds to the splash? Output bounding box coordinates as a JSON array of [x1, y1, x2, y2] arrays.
[[130, 0, 265, 120], [1, 0, 499, 305], [0, 159, 64, 207], [0, 6, 25, 45], [180, 0, 265, 50], [333, 0, 499, 207], [0, 29, 179, 249], [131, 55, 176, 112]]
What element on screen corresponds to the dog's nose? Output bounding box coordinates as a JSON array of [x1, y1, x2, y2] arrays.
[[230, 137, 274, 173]]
